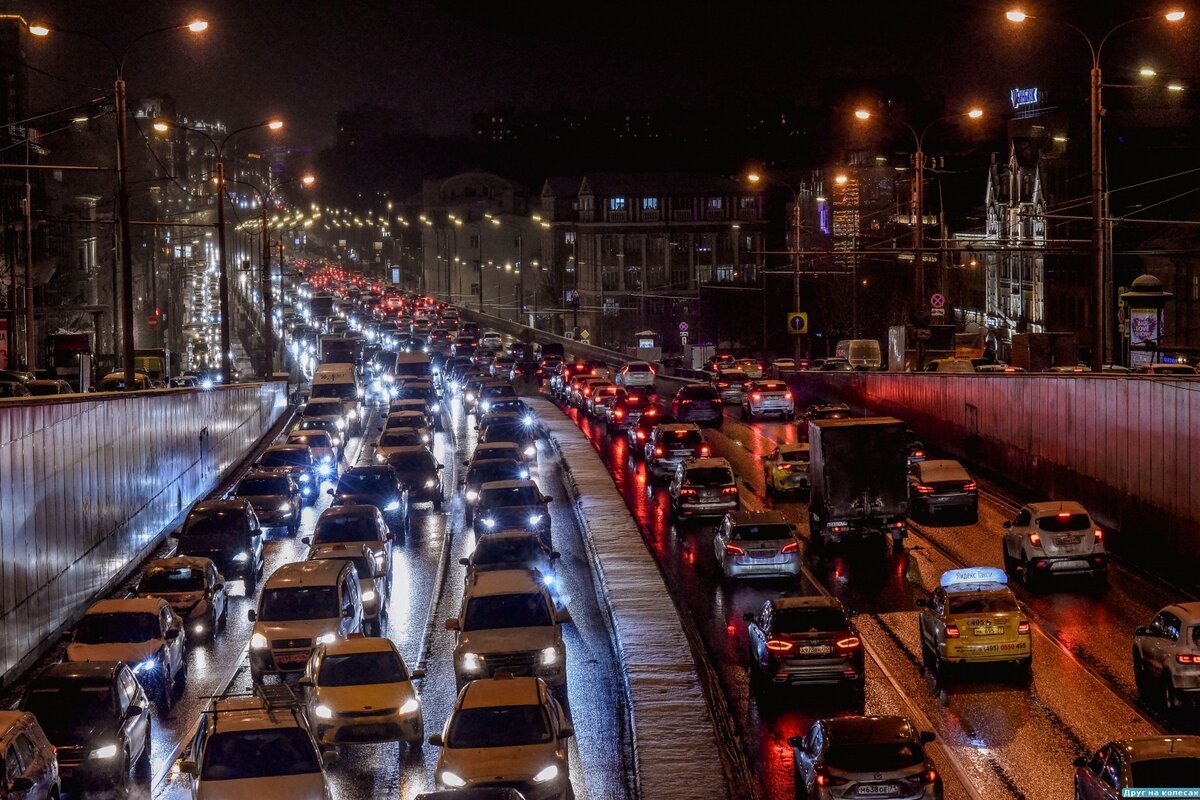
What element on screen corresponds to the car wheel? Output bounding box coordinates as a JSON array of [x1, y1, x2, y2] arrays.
[[157, 665, 175, 712], [1133, 653, 1153, 700], [793, 763, 809, 800], [434, 493, 444, 512], [1015, 657, 1033, 686], [1002, 544, 1017, 576], [1164, 678, 1183, 723], [933, 650, 952, 688], [464, 507, 474, 524], [244, 570, 258, 595], [287, 521, 299, 538], [135, 728, 152, 778], [846, 682, 866, 714], [218, 598, 229, 630], [1021, 556, 1040, 590], [921, 638, 934, 670], [206, 608, 219, 642]]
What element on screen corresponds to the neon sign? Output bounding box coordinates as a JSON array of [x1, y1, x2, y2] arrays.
[[1010, 87, 1041, 109]]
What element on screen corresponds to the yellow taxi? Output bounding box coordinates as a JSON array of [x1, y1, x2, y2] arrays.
[[760, 443, 811, 500], [916, 567, 1032, 683]]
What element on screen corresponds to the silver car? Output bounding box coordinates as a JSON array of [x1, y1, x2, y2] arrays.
[[714, 511, 801, 579]]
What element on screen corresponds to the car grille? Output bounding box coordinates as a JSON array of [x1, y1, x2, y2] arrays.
[[339, 707, 397, 718], [483, 651, 537, 674], [273, 637, 313, 649]]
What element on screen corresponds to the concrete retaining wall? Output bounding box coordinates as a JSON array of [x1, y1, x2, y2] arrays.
[[0, 383, 287, 684]]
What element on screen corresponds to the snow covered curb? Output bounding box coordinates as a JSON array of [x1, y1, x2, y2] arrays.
[[535, 398, 728, 800]]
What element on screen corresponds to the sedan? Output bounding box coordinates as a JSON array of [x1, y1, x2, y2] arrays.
[[908, 459, 978, 522], [789, 716, 942, 800], [744, 596, 863, 704]]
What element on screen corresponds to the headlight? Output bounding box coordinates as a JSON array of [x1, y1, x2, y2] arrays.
[[233, 551, 250, 562], [399, 698, 419, 715], [250, 632, 269, 650], [540, 646, 559, 666], [322, 454, 334, 464], [532, 764, 559, 784], [199, 378, 214, 390], [348, 408, 358, 420], [465, 490, 479, 501], [384, 499, 401, 511], [465, 392, 475, 401], [520, 469, 530, 479], [384, 374, 394, 383], [524, 445, 537, 457], [459, 652, 480, 671], [376, 452, 387, 463], [440, 771, 467, 788], [361, 590, 376, 602], [278, 501, 293, 512], [299, 472, 311, 483], [528, 514, 544, 526], [315, 631, 338, 645], [89, 744, 119, 760], [430, 402, 440, 411], [543, 573, 555, 586], [421, 434, 431, 443], [424, 479, 436, 488], [481, 517, 496, 528], [335, 418, 347, 430], [317, 463, 332, 477], [523, 415, 535, 427], [481, 402, 491, 413], [314, 704, 334, 720], [133, 658, 157, 674]]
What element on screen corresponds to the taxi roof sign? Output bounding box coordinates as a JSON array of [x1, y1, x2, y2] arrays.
[[940, 567, 1008, 589]]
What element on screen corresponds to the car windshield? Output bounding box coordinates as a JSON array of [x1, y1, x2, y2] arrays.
[[311, 384, 357, 400], [824, 742, 925, 771], [304, 401, 343, 416], [1036, 513, 1091, 532], [297, 420, 337, 435], [482, 423, 526, 443], [681, 386, 718, 400], [336, 472, 394, 495], [469, 462, 526, 485], [200, 729, 321, 781], [181, 512, 244, 537], [23, 685, 115, 732], [480, 485, 541, 507], [780, 450, 809, 463], [732, 524, 792, 541], [76, 612, 159, 644], [947, 593, 1019, 614], [474, 539, 544, 566], [482, 386, 516, 399], [289, 433, 331, 449], [463, 593, 553, 630], [684, 467, 733, 486], [488, 400, 526, 414], [318, 651, 407, 686], [138, 568, 205, 593], [393, 387, 431, 400], [446, 705, 554, 748], [236, 477, 290, 496], [1130, 757, 1200, 787], [258, 586, 339, 621], [260, 450, 309, 468], [718, 372, 749, 383], [772, 607, 848, 633], [380, 430, 423, 447], [386, 415, 425, 429], [315, 515, 381, 543]]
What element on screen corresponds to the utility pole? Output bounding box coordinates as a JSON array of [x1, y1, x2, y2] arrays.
[[1090, 65, 1104, 371], [260, 202, 273, 377], [23, 137, 34, 370]]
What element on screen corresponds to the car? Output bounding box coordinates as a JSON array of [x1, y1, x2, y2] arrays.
[[175, 498, 266, 593], [388, 396, 436, 426], [0, 709, 60, 800], [1134, 363, 1199, 376], [627, 408, 672, 454], [714, 510, 801, 579], [818, 357, 855, 372], [975, 364, 1027, 374], [770, 357, 797, 375], [461, 459, 530, 523], [382, 410, 433, 445], [602, 390, 649, 433], [135, 556, 229, 644], [761, 442, 811, 500], [569, 376, 609, 410], [464, 376, 506, 414], [478, 412, 538, 460], [743, 596, 863, 703], [256, 444, 321, 505], [469, 441, 531, 468], [645, 423, 710, 481], [429, 675, 573, 799], [96, 370, 153, 391], [298, 397, 348, 433], [585, 384, 621, 419], [299, 637, 425, 749], [1073, 735, 1200, 798], [248, 559, 365, 682], [1131, 602, 1200, 721], [286, 430, 340, 478], [478, 383, 519, 415], [306, 543, 389, 636], [291, 417, 345, 455], [614, 361, 656, 394], [24, 379, 74, 396], [704, 353, 736, 375], [800, 403, 851, 424], [180, 683, 331, 798], [491, 355, 518, 378], [330, 467, 410, 534], [232, 471, 303, 536], [916, 567, 1032, 683], [1001, 501, 1107, 586], [385, 447, 446, 510], [20, 662, 152, 797], [473, 480, 554, 546], [671, 384, 723, 427], [480, 397, 532, 421], [306, 504, 395, 581], [788, 716, 942, 800], [668, 457, 739, 520], [479, 331, 503, 350], [712, 370, 750, 404], [925, 358, 975, 374], [741, 379, 794, 420], [733, 358, 764, 379], [460, 531, 561, 591], [0, 380, 31, 398], [905, 429, 926, 465], [908, 460, 978, 522], [374, 427, 430, 463]]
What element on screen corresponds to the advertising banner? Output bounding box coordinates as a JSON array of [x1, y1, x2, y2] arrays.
[[1129, 308, 1159, 346]]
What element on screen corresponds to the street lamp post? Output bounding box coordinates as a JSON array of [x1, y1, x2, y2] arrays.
[[746, 172, 804, 360], [1007, 8, 1185, 370], [30, 18, 207, 388]]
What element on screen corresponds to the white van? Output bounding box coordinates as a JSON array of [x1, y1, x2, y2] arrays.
[[834, 339, 882, 370], [313, 363, 363, 434]]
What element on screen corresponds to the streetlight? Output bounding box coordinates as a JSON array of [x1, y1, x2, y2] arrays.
[[743, 170, 804, 360], [31, 17, 207, 388], [1007, 7, 1185, 370], [154, 118, 284, 383], [854, 106, 984, 303]]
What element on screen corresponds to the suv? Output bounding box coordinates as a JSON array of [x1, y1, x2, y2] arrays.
[[20, 662, 151, 798], [671, 384, 723, 427], [445, 570, 570, 690], [908, 460, 978, 522], [1001, 501, 1107, 586], [67, 598, 186, 708], [788, 716, 941, 800], [473, 480, 554, 546], [233, 470, 303, 536], [248, 560, 364, 683], [645, 423, 709, 481], [741, 380, 795, 420], [1074, 736, 1200, 797], [614, 361, 655, 394], [1132, 602, 1200, 722], [180, 684, 330, 798], [385, 447, 446, 511], [430, 676, 574, 799], [0, 710, 59, 799], [307, 543, 389, 636], [330, 467, 410, 534], [668, 458, 739, 520], [175, 499, 266, 593], [461, 530, 561, 591], [744, 596, 863, 705], [135, 556, 229, 644], [306, 504, 395, 581], [714, 511, 801, 580], [477, 412, 537, 460], [461, 459, 530, 523], [256, 444, 321, 505]]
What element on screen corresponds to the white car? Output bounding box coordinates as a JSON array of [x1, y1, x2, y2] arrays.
[[479, 331, 504, 350], [614, 361, 656, 393], [306, 543, 388, 636], [66, 597, 186, 709], [430, 675, 573, 800], [300, 637, 424, 748], [1132, 602, 1200, 721], [1001, 501, 1107, 586]]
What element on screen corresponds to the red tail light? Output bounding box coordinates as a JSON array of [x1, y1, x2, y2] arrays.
[[637, 431, 647, 441], [654, 446, 664, 457], [765, 638, 793, 652], [836, 636, 861, 650], [751, 392, 762, 401], [614, 409, 625, 420], [717, 382, 728, 388], [784, 390, 793, 399], [945, 624, 960, 638], [699, 445, 711, 457], [1018, 621, 1031, 634], [921, 769, 939, 784], [814, 772, 848, 787], [780, 541, 799, 554], [914, 484, 935, 494], [721, 486, 738, 495], [1029, 532, 1042, 547], [912, 449, 926, 459], [725, 543, 746, 556], [1178, 653, 1197, 664], [680, 488, 697, 496], [1094, 528, 1103, 543], [963, 481, 977, 491]]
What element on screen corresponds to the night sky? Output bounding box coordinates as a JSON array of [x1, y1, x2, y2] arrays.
[[8, 1, 1196, 149]]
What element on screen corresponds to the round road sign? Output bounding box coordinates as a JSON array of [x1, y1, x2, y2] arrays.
[[678, 321, 689, 332], [930, 293, 946, 309]]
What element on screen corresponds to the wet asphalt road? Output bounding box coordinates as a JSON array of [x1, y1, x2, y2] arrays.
[[552, 383, 1190, 800]]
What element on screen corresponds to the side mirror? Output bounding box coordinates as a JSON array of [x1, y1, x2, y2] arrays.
[[847, 609, 860, 618], [321, 750, 338, 767], [301, 536, 312, 545], [326, 488, 335, 496], [1073, 756, 1089, 769], [436, 463, 444, 470], [165, 628, 180, 640], [551, 551, 561, 560], [298, 676, 313, 687], [179, 760, 197, 775], [462, 460, 470, 467], [247, 610, 257, 622], [125, 705, 144, 720], [428, 734, 444, 747], [786, 735, 807, 750], [542, 496, 553, 504], [410, 668, 426, 679], [459, 557, 471, 566], [914, 598, 928, 608], [919, 731, 936, 744], [558, 726, 575, 739], [1002, 521, 1012, 529], [214, 582, 225, 592], [385, 533, 395, 542], [1134, 625, 1153, 638], [742, 612, 755, 622], [444, 618, 460, 631], [556, 609, 573, 624]]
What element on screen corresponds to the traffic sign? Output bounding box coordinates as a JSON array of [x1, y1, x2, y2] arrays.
[[678, 321, 689, 332], [579, 329, 590, 342], [786, 312, 809, 335], [930, 307, 945, 318], [147, 315, 160, 329], [930, 293, 946, 309]]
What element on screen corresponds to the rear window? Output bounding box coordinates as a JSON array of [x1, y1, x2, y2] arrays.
[[773, 607, 848, 633], [289, 432, 331, 449], [947, 592, 1018, 614], [732, 524, 792, 541], [780, 450, 809, 463], [480, 485, 541, 507], [1129, 757, 1200, 788], [182, 511, 245, 537], [335, 472, 395, 495], [481, 423, 526, 443], [663, 430, 703, 446], [260, 449, 310, 468], [473, 538, 543, 566], [389, 452, 435, 471], [684, 467, 733, 486], [315, 513, 382, 543], [626, 363, 651, 372], [1036, 513, 1091, 532], [379, 430, 423, 447], [469, 462, 526, 484], [824, 742, 925, 772], [681, 386, 718, 400]]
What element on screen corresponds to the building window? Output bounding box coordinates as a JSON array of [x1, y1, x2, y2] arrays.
[[642, 197, 659, 210], [706, 197, 724, 210], [740, 196, 756, 209], [469, 235, 480, 249], [564, 231, 576, 244], [610, 197, 626, 211]]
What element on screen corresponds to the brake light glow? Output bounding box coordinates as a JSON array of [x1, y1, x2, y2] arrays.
[[1094, 528, 1103, 543], [815, 772, 848, 787], [945, 624, 960, 638], [654, 446, 664, 457], [699, 445, 711, 457], [1057, 511, 1071, 520], [963, 481, 977, 491], [765, 639, 793, 652], [680, 488, 697, 496], [921, 769, 940, 785], [725, 543, 746, 556], [780, 541, 799, 553], [836, 636, 861, 650], [1178, 653, 1197, 664], [1029, 532, 1042, 547], [1018, 621, 1031, 634], [915, 484, 935, 494], [912, 449, 926, 459], [637, 431, 647, 441], [751, 392, 762, 401], [721, 485, 737, 495], [614, 409, 625, 420]]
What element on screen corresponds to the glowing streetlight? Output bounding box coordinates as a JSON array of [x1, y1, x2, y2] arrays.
[[854, 109, 871, 120], [28, 23, 49, 36], [187, 19, 209, 32], [746, 172, 761, 183], [301, 174, 316, 186], [266, 119, 284, 131], [1165, 10, 1186, 22], [1006, 9, 1027, 22], [967, 108, 984, 119], [834, 174, 848, 185], [1140, 66, 1158, 77], [1167, 83, 1186, 92]]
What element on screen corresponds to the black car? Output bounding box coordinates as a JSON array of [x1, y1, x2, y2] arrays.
[[232, 471, 303, 536], [20, 661, 152, 797], [330, 466, 410, 534], [460, 458, 531, 523], [627, 410, 675, 455], [386, 447, 445, 510], [472, 479, 554, 546], [175, 499, 266, 592], [744, 597, 864, 704], [671, 384, 723, 427], [255, 444, 320, 505], [479, 397, 532, 420], [477, 412, 537, 460], [477, 383, 518, 415]]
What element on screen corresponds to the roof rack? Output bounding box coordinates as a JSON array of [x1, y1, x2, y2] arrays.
[[199, 682, 304, 735]]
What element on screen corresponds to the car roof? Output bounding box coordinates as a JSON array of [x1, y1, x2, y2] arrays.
[[823, 715, 917, 745], [915, 460, 970, 481], [658, 423, 701, 432], [683, 457, 731, 470], [265, 443, 308, 453], [319, 636, 404, 657], [1163, 602, 1200, 625], [468, 568, 545, 597], [778, 442, 811, 453], [341, 466, 394, 476], [33, 661, 121, 684], [241, 469, 293, 482], [479, 479, 538, 492], [1112, 736, 1200, 761], [1024, 501, 1089, 516], [190, 498, 250, 514], [85, 597, 168, 616], [203, 698, 306, 732], [770, 595, 843, 611], [264, 559, 350, 588], [473, 530, 544, 548], [730, 510, 789, 526], [143, 556, 215, 574], [459, 675, 544, 709]]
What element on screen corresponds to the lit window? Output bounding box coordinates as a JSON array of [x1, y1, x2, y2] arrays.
[[564, 231, 576, 244], [706, 197, 724, 210], [643, 197, 659, 210], [610, 197, 626, 211]]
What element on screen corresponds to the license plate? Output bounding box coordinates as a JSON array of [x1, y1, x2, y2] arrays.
[[973, 627, 1002, 636], [672, 450, 692, 457], [793, 645, 832, 656], [750, 550, 776, 558], [276, 653, 308, 665], [856, 784, 899, 797], [1055, 535, 1082, 546]]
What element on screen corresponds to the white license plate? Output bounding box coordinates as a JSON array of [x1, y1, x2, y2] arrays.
[[973, 627, 1003, 636], [750, 550, 776, 558], [793, 645, 832, 656], [1055, 535, 1082, 546], [856, 784, 899, 797]]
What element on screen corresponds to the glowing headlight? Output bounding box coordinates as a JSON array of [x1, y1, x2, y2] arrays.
[[317, 463, 332, 477], [250, 632, 269, 650], [361, 590, 376, 602], [421, 434, 431, 443], [348, 408, 359, 420], [314, 704, 334, 720], [335, 419, 347, 430], [384, 374, 394, 383], [524, 445, 537, 457], [540, 646, 559, 666], [465, 392, 475, 402], [459, 652, 480, 670], [233, 551, 250, 563], [373, 380, 383, 394], [528, 514, 544, 526], [430, 403, 440, 411], [199, 378, 214, 390], [322, 454, 334, 464], [384, 499, 401, 511], [424, 479, 436, 488], [89, 744, 119, 760], [298, 473, 311, 483], [315, 631, 338, 645], [278, 501, 293, 512], [133, 658, 157, 674], [532, 764, 559, 783], [440, 771, 467, 788], [375, 452, 387, 463], [523, 415, 535, 427], [543, 573, 555, 586], [399, 698, 419, 715], [465, 490, 479, 501], [481, 402, 491, 413], [481, 518, 496, 529]]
